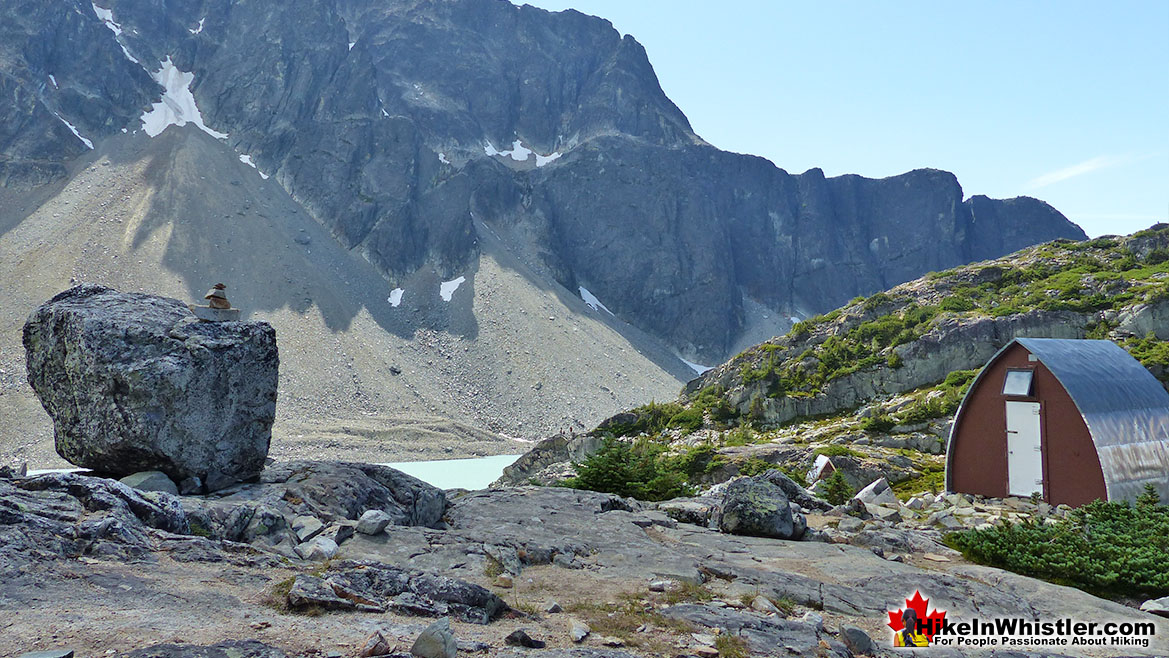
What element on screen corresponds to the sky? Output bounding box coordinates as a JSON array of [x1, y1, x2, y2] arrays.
[[514, 1, 1168, 238]]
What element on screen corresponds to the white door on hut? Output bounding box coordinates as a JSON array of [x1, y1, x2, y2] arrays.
[[1006, 401, 1044, 497]]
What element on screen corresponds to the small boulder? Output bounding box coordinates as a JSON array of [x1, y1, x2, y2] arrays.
[[853, 478, 898, 507], [295, 536, 338, 561], [543, 600, 563, 614], [357, 509, 393, 535], [119, 471, 179, 495], [837, 516, 864, 532], [750, 595, 779, 614], [570, 619, 591, 643], [504, 630, 545, 649], [291, 515, 325, 542], [411, 617, 457, 658], [358, 631, 394, 658], [840, 625, 873, 655], [801, 611, 824, 631]]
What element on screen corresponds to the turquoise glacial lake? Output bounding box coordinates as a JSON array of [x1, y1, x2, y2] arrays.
[[380, 454, 521, 490]]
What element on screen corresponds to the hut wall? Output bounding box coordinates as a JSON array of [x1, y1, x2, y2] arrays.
[[949, 344, 1107, 505]]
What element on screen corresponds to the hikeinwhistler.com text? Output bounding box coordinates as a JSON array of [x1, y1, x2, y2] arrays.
[[926, 617, 1157, 649]]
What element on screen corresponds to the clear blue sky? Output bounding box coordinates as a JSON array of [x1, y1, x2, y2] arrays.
[[514, 1, 1168, 238]]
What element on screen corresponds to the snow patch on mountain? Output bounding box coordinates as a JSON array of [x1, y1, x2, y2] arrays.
[[140, 58, 228, 139], [579, 286, 613, 315], [53, 112, 94, 150], [91, 3, 141, 63], [439, 276, 465, 301], [679, 357, 711, 375], [485, 139, 561, 167]]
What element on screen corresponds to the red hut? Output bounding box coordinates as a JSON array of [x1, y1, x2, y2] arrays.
[[946, 338, 1169, 507]]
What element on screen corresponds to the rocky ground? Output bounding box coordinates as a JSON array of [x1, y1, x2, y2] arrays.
[[2, 462, 1164, 658]]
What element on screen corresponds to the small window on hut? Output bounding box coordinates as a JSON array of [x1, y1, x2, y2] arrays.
[[1002, 368, 1034, 397]]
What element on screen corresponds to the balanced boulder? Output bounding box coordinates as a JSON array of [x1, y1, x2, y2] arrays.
[[23, 285, 278, 491]]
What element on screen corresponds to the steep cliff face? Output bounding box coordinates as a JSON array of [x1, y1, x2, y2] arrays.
[[1, 0, 1085, 362]]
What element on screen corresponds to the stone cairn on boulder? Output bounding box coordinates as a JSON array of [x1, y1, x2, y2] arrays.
[[189, 282, 241, 322], [23, 285, 278, 492]]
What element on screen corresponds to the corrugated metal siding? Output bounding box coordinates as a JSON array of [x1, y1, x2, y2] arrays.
[[1014, 338, 1169, 502]]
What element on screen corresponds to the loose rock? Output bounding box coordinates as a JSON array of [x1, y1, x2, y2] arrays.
[[570, 619, 590, 643], [840, 625, 873, 655], [411, 617, 457, 658], [357, 509, 393, 535], [359, 631, 394, 657], [504, 629, 545, 648]]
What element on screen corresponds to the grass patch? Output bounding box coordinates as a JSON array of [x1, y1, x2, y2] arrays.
[[566, 596, 695, 654], [715, 634, 750, 658], [261, 576, 297, 614]]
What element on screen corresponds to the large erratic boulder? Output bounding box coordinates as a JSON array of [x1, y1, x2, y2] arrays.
[[718, 475, 806, 540], [23, 285, 278, 491]]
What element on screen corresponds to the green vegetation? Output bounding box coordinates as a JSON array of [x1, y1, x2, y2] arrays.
[[946, 485, 1169, 598], [566, 594, 696, 655], [560, 438, 693, 501], [730, 230, 1169, 412], [812, 444, 862, 459], [892, 465, 945, 499], [1123, 333, 1169, 385], [721, 425, 756, 446], [859, 414, 896, 433], [715, 634, 750, 658], [739, 303, 942, 398], [822, 470, 854, 506], [560, 438, 737, 501], [737, 457, 774, 477]]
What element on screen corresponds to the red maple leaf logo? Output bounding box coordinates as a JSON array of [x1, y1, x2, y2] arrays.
[[888, 590, 947, 641]]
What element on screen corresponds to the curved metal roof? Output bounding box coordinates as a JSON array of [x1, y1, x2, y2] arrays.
[[946, 337, 1169, 503]]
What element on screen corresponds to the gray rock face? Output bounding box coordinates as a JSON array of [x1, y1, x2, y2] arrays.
[[23, 285, 278, 491], [286, 561, 509, 624], [0, 471, 189, 564], [495, 433, 603, 486], [0, 1, 1084, 362], [180, 461, 447, 551], [659, 604, 849, 657], [718, 476, 804, 540]]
